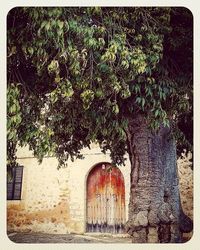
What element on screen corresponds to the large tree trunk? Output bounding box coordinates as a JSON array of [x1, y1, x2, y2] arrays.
[[125, 115, 192, 243]]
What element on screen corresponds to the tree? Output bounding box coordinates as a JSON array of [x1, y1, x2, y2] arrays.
[[7, 7, 193, 242]]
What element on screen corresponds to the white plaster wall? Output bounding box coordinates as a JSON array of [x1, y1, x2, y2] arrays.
[[177, 151, 193, 220], [8, 145, 131, 233]]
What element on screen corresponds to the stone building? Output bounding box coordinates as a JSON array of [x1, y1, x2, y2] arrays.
[[7, 144, 131, 234], [7, 145, 193, 237]]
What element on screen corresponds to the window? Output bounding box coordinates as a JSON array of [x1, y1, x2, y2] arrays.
[[7, 166, 23, 200]]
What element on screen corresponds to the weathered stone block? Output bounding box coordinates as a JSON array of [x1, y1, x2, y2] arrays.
[[134, 211, 148, 227], [148, 227, 158, 243], [148, 210, 160, 226], [157, 203, 172, 223]]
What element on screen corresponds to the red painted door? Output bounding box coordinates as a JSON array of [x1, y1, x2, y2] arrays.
[[86, 163, 126, 233]]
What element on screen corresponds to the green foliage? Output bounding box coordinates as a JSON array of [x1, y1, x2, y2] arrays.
[[7, 84, 22, 141], [7, 7, 193, 167]]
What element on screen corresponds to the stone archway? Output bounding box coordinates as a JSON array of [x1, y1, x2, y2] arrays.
[[86, 162, 126, 233]]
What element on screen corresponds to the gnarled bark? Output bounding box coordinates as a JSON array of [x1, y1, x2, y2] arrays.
[[125, 115, 192, 243]]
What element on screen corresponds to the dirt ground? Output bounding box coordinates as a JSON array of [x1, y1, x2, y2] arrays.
[[7, 232, 132, 244]]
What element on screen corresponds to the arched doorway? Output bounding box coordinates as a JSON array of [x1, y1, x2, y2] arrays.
[[86, 163, 126, 233]]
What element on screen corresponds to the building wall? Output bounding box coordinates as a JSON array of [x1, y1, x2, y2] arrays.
[[177, 151, 193, 239], [7, 146, 193, 235], [7, 145, 131, 234]]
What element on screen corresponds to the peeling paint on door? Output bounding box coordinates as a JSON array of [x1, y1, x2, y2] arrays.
[[86, 163, 126, 233]]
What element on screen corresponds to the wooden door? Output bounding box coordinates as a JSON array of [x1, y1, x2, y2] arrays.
[[86, 163, 125, 233]]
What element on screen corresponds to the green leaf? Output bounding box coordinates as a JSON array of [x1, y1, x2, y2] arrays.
[[163, 119, 170, 128], [99, 63, 109, 73], [45, 21, 51, 31], [112, 104, 119, 114], [136, 97, 141, 104], [141, 98, 145, 107], [57, 20, 64, 29], [155, 109, 159, 117], [28, 47, 34, 55], [10, 104, 16, 113], [41, 20, 47, 29]]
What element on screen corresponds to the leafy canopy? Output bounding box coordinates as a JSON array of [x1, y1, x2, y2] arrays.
[[7, 7, 193, 168]]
